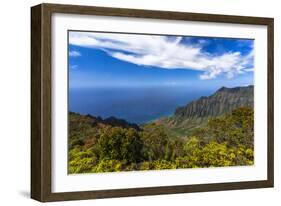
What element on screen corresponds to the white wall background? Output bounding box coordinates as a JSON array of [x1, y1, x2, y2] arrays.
[[0, 0, 279, 205]]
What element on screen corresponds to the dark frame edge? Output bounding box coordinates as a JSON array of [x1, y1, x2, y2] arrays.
[[31, 4, 53, 202], [44, 180, 272, 202], [31, 4, 43, 202], [41, 3, 273, 25], [267, 18, 274, 187], [31, 3, 274, 202]]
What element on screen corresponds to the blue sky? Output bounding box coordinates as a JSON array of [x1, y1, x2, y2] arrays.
[[68, 31, 254, 90]]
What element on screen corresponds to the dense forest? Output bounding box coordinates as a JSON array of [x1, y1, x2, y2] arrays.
[[68, 106, 254, 174]]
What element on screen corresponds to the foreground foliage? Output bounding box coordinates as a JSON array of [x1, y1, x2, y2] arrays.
[[68, 107, 254, 174]]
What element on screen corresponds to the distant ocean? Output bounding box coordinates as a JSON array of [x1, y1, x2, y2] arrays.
[[69, 87, 214, 124]]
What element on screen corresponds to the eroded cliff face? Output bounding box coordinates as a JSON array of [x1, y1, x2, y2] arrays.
[[169, 86, 253, 127]]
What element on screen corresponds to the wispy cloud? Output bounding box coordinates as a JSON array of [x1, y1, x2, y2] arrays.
[[69, 50, 81, 57], [199, 50, 254, 80], [70, 65, 78, 70], [69, 32, 254, 79]]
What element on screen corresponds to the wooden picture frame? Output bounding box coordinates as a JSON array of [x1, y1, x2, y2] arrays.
[[31, 3, 274, 202]]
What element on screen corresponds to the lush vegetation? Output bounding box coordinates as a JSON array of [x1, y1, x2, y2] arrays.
[[68, 107, 254, 174]]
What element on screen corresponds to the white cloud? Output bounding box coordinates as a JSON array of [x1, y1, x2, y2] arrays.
[[69, 32, 254, 79], [199, 50, 254, 79], [69, 50, 81, 57]]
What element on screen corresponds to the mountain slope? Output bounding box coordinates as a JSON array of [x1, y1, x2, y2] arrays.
[[175, 85, 253, 120], [69, 112, 141, 131], [156, 85, 254, 134]]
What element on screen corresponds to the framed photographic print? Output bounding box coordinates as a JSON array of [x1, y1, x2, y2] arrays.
[[31, 3, 274, 202]]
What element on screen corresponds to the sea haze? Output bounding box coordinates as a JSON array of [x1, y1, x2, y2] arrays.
[[69, 86, 214, 125]]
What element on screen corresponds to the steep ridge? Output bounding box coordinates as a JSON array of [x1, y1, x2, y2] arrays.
[[164, 85, 254, 129], [175, 85, 253, 119]]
